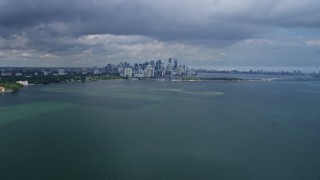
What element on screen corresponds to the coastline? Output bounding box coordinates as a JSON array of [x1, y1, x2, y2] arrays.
[[0, 83, 24, 93], [1, 73, 319, 94], [0, 89, 13, 93]]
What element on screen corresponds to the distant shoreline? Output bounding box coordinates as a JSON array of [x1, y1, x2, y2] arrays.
[[0, 83, 23, 93], [0, 90, 13, 93], [1, 73, 319, 94]]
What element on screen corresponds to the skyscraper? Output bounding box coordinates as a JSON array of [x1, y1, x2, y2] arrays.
[[174, 59, 178, 69]]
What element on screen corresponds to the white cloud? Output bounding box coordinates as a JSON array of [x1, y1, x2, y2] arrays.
[[305, 40, 320, 47], [77, 34, 152, 46]]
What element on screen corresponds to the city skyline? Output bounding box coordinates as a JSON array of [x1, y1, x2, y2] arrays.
[[1, 58, 194, 79], [0, 0, 320, 69]]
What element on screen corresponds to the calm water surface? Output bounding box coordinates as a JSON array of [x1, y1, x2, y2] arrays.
[[1, 80, 320, 180]]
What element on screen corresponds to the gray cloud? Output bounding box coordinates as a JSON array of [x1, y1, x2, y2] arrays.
[[3, 0, 319, 40], [0, 0, 320, 68]]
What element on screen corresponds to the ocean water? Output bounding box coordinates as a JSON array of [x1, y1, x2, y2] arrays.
[[197, 72, 313, 80], [1, 80, 320, 180]]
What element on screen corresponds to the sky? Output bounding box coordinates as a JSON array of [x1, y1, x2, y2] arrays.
[[0, 0, 320, 71]]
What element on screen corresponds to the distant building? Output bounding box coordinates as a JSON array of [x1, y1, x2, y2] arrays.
[[155, 60, 162, 71], [133, 73, 144, 78], [172, 70, 178, 76], [144, 65, 154, 78], [105, 64, 113, 73], [43, 71, 49, 76], [16, 81, 28, 86], [165, 70, 172, 76], [118, 67, 124, 74], [124, 68, 133, 78], [174, 59, 178, 69], [93, 70, 100, 75], [58, 69, 65, 75], [167, 62, 173, 71], [1, 72, 12, 77], [155, 70, 164, 78], [178, 65, 187, 75], [15, 73, 23, 76]]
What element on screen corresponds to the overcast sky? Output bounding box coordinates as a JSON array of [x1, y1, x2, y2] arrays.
[[0, 0, 320, 70]]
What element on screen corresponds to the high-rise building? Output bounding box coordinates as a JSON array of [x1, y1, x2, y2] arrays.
[[155, 60, 162, 71], [144, 65, 154, 78], [174, 59, 178, 69], [105, 64, 113, 73], [124, 68, 133, 78]]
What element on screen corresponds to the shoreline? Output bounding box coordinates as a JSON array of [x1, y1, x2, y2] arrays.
[[1, 75, 319, 94], [0, 90, 13, 93]]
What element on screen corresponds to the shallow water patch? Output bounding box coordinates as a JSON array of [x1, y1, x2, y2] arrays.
[[149, 88, 225, 96], [0, 102, 74, 125]]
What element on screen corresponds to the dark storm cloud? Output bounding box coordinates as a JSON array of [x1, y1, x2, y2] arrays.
[[0, 0, 158, 37], [1, 0, 320, 41], [0, 0, 89, 28]]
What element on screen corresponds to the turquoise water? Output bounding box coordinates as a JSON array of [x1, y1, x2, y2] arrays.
[[1, 80, 320, 179]]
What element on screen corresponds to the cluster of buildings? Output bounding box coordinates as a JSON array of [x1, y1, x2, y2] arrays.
[[0, 58, 195, 79], [106, 58, 195, 78], [1, 68, 67, 77]]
